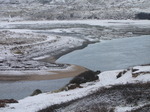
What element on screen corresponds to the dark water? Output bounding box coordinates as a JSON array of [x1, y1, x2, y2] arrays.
[[57, 36, 150, 71], [0, 78, 71, 100]]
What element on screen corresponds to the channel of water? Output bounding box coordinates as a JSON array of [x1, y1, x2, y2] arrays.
[[57, 35, 150, 71]]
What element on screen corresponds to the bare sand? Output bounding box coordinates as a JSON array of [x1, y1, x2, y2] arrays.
[[0, 65, 88, 81]]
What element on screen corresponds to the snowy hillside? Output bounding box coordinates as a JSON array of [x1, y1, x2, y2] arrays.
[[0, 0, 150, 21], [0, 65, 150, 112]]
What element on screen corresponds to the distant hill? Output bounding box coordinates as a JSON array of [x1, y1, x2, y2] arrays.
[[0, 0, 150, 21]]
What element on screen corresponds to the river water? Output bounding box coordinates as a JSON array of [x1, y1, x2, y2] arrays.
[[0, 78, 71, 100], [57, 35, 150, 71]]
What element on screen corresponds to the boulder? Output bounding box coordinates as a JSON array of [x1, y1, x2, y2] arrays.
[[69, 70, 100, 85], [116, 70, 127, 79], [30, 89, 42, 96], [0, 99, 18, 108]]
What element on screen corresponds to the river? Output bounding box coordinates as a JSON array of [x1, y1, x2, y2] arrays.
[[0, 78, 71, 100], [57, 35, 150, 71]]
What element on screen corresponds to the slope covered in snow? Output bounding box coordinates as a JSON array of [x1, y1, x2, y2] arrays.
[[0, 65, 150, 112]]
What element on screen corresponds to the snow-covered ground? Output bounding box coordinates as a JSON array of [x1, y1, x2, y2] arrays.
[[0, 0, 150, 21], [0, 65, 150, 112]]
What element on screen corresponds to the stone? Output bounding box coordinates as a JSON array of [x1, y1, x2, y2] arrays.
[[0, 99, 18, 108], [69, 70, 100, 85], [30, 89, 42, 96], [65, 84, 82, 90]]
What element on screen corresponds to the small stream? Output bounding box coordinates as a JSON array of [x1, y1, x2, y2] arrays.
[[57, 35, 150, 71]]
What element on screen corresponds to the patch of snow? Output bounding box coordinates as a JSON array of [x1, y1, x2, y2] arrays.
[[32, 55, 50, 60], [133, 65, 150, 73], [0, 70, 55, 76]]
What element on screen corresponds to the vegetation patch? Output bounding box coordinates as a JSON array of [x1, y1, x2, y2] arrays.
[[38, 83, 150, 112]]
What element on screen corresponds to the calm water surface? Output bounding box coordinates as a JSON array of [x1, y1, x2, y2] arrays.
[[0, 78, 71, 100], [57, 36, 150, 71]]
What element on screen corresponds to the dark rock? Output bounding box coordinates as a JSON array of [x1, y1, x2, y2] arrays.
[[66, 84, 83, 90], [122, 70, 127, 74], [0, 99, 18, 103], [69, 70, 100, 85], [116, 72, 122, 79], [0, 103, 6, 108], [132, 68, 139, 72], [0, 99, 18, 108], [135, 12, 150, 20], [30, 89, 42, 96], [116, 70, 127, 79]]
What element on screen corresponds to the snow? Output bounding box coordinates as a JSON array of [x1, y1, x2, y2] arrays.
[[0, 65, 150, 112], [0, 0, 150, 21], [32, 55, 51, 60], [1, 20, 150, 34], [1, 19, 150, 26], [0, 70, 55, 76], [116, 102, 150, 112], [133, 65, 150, 73]]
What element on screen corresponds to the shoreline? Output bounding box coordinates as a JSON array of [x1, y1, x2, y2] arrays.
[[39, 40, 98, 63], [0, 65, 88, 82], [0, 39, 93, 82]]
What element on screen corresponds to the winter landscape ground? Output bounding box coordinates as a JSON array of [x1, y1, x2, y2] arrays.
[[0, 0, 150, 112]]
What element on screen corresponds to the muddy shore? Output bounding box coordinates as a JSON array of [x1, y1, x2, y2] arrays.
[[0, 65, 88, 81]]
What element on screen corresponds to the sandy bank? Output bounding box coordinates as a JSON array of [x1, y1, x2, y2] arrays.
[[0, 65, 88, 81]]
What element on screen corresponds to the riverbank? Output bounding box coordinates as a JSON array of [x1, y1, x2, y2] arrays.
[[0, 64, 88, 81]]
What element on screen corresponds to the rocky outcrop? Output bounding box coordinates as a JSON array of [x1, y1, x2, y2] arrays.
[[135, 12, 150, 20], [0, 99, 18, 108], [30, 89, 42, 96], [69, 70, 100, 85], [65, 84, 83, 90], [116, 70, 128, 79]]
